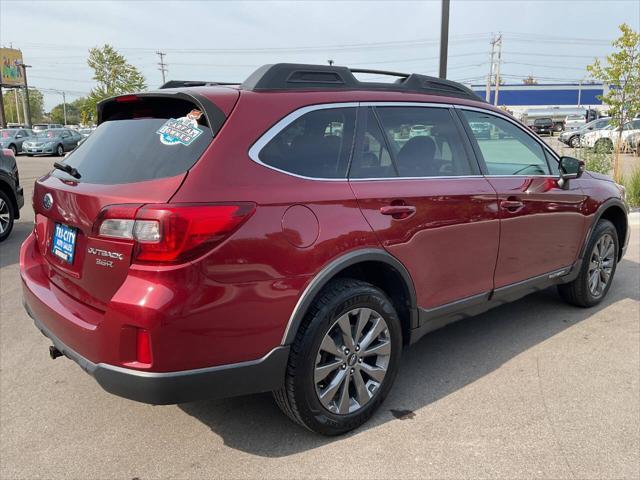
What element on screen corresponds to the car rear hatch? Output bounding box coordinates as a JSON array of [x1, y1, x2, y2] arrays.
[[32, 90, 239, 312]]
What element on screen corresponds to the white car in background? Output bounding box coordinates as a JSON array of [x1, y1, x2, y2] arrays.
[[581, 119, 640, 151], [564, 114, 586, 131]]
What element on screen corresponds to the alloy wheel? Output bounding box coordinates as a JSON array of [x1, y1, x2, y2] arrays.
[[588, 233, 615, 297], [314, 307, 391, 415], [0, 197, 10, 234]]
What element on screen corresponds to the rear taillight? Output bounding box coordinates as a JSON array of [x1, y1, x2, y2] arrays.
[[93, 203, 255, 264]]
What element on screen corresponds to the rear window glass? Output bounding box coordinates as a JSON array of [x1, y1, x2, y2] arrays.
[[52, 97, 214, 184], [258, 107, 356, 179]]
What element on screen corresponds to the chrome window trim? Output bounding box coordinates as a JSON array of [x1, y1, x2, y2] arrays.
[[360, 101, 453, 108], [349, 175, 484, 182], [454, 104, 562, 166]]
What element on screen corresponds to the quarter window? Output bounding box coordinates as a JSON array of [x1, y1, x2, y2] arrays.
[[462, 110, 550, 176], [258, 107, 356, 178]]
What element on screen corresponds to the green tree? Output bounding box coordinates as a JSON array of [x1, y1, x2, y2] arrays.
[[587, 23, 640, 181], [2, 88, 45, 125], [50, 97, 87, 125], [82, 44, 146, 122]]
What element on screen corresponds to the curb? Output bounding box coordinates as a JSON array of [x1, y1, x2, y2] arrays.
[[629, 211, 640, 226]]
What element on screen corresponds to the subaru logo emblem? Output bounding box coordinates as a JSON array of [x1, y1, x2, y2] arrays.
[[43, 193, 53, 210]]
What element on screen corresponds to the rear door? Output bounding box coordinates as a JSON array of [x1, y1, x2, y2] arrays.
[[60, 130, 74, 151], [349, 104, 500, 310], [458, 107, 588, 288], [32, 92, 237, 311]]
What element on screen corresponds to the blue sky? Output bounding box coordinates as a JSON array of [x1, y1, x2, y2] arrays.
[[1, 0, 638, 111]]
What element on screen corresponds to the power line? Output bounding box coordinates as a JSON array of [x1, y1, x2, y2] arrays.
[[503, 61, 589, 71], [14, 34, 491, 54]]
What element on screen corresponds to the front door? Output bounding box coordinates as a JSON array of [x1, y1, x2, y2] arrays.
[[458, 108, 588, 288], [349, 105, 500, 310]]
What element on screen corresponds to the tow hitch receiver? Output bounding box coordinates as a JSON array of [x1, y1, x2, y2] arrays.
[[49, 345, 63, 360]]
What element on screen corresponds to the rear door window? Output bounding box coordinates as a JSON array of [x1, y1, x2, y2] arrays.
[[52, 96, 215, 185], [257, 107, 356, 179], [350, 109, 395, 179], [374, 106, 475, 177]]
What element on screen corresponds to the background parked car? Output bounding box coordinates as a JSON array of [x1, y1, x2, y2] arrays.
[[564, 114, 587, 131], [22, 128, 83, 156], [469, 121, 491, 139], [0, 147, 24, 241], [626, 131, 640, 156], [582, 119, 640, 151], [32, 123, 64, 132], [0, 128, 34, 155], [559, 117, 611, 148], [531, 117, 554, 136], [78, 128, 94, 138]]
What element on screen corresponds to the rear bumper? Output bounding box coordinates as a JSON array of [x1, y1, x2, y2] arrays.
[[25, 300, 289, 404]]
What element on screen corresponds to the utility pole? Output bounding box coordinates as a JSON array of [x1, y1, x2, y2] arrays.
[[62, 91, 67, 125], [156, 51, 168, 85], [18, 63, 32, 127], [0, 88, 5, 128], [438, 0, 450, 79], [14, 89, 21, 125], [493, 34, 502, 106], [485, 35, 496, 102]]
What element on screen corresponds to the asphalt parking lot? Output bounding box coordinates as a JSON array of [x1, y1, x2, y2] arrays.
[[1, 155, 639, 479]]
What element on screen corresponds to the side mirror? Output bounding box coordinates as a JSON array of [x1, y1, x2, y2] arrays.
[[558, 156, 584, 187]]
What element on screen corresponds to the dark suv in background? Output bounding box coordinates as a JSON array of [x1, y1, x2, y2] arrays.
[[531, 117, 554, 136], [0, 148, 24, 241], [21, 64, 629, 435]]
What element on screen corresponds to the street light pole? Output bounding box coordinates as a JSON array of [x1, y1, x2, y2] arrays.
[[62, 91, 67, 125], [438, 0, 450, 79]]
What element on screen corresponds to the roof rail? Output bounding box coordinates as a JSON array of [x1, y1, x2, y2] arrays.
[[159, 80, 240, 89], [240, 63, 482, 101]]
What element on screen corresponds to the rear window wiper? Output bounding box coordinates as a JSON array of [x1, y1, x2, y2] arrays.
[[53, 161, 81, 179]]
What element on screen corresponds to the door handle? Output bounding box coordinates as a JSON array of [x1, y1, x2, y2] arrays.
[[500, 199, 524, 211], [380, 205, 416, 219]]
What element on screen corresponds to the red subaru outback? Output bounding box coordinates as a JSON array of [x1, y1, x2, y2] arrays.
[[21, 64, 629, 435]]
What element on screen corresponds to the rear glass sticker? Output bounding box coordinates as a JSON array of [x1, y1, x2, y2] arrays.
[[157, 109, 204, 146]]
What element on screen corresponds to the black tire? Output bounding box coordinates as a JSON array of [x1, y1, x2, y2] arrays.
[[594, 138, 613, 153], [56, 144, 64, 157], [273, 278, 402, 435], [0, 189, 15, 242], [569, 135, 580, 148], [558, 219, 618, 307], [8, 144, 17, 156]]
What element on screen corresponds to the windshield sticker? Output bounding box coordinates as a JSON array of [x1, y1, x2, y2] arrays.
[[157, 109, 204, 146]]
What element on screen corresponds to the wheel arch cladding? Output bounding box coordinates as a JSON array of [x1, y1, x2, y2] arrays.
[[282, 249, 418, 346], [599, 204, 627, 260]]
